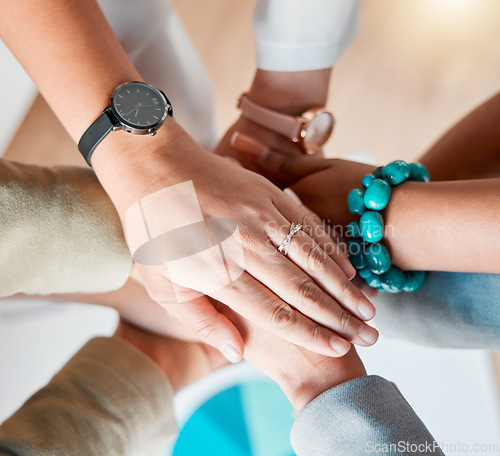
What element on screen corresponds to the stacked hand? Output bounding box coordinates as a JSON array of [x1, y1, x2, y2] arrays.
[[224, 132, 374, 230], [93, 119, 378, 364]]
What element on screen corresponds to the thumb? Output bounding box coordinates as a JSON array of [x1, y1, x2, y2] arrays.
[[230, 132, 329, 184]]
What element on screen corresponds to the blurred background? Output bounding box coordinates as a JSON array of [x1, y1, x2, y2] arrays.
[[0, 0, 499, 454]]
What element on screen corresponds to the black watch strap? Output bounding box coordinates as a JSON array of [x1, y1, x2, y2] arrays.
[[78, 108, 119, 166]]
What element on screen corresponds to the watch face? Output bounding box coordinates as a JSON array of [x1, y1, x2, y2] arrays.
[[303, 111, 334, 153], [111, 82, 168, 129]]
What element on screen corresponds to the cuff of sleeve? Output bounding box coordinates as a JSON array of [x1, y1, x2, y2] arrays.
[[255, 39, 355, 72], [290, 375, 443, 456]]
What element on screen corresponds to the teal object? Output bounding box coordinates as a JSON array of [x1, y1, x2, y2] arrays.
[[362, 269, 382, 288], [403, 270, 426, 292], [409, 163, 430, 182], [347, 189, 366, 215], [173, 379, 296, 456], [360, 211, 384, 243], [359, 267, 372, 279], [382, 160, 410, 185], [347, 221, 361, 238], [373, 166, 383, 178], [348, 239, 366, 270], [365, 243, 391, 275], [362, 174, 375, 188], [363, 179, 391, 210], [379, 266, 406, 293]]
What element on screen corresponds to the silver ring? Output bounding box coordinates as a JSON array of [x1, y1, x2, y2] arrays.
[[278, 223, 302, 256]]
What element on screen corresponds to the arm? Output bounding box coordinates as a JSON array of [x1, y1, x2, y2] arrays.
[[217, 304, 444, 456], [0, 320, 225, 456], [419, 92, 500, 181], [231, 140, 500, 273], [216, 0, 362, 168], [0, 0, 375, 360]]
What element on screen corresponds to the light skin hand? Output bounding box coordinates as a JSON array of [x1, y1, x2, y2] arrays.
[[214, 303, 367, 411], [93, 120, 378, 362], [113, 318, 228, 393], [0, 2, 377, 362]]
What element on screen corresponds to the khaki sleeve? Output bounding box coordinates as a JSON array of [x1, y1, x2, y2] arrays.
[[0, 159, 132, 296], [0, 337, 177, 456]]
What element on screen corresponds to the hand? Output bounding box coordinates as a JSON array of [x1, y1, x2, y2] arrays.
[[230, 133, 374, 228], [113, 318, 227, 393], [215, 69, 331, 172], [92, 119, 378, 364], [215, 302, 367, 411]]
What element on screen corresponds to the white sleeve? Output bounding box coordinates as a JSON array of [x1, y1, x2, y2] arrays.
[[253, 0, 362, 72]]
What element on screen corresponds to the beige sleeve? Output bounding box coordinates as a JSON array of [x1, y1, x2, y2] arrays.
[[0, 160, 132, 296], [0, 337, 177, 456]]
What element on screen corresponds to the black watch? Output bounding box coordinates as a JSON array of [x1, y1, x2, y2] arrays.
[[78, 81, 173, 166]]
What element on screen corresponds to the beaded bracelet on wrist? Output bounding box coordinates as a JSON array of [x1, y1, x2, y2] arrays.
[[346, 160, 430, 293]]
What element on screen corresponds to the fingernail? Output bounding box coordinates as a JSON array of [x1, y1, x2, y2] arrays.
[[358, 325, 379, 346], [219, 344, 242, 363], [230, 132, 269, 160], [284, 188, 303, 206], [329, 337, 351, 356], [358, 299, 376, 320]]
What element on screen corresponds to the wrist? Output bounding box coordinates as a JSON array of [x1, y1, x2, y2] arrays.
[[248, 68, 332, 116], [279, 347, 366, 411], [114, 320, 213, 393]]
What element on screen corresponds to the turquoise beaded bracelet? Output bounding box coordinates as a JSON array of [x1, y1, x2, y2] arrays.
[[346, 160, 430, 293]]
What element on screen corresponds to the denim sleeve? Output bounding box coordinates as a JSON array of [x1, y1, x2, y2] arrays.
[[290, 375, 444, 456]]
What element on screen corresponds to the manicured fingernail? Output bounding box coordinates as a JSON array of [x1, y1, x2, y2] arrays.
[[358, 299, 376, 320], [358, 325, 379, 346], [284, 188, 303, 206], [219, 344, 242, 363], [230, 131, 269, 160], [329, 337, 351, 356]]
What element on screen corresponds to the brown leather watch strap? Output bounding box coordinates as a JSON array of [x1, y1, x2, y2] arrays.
[[238, 94, 304, 141]]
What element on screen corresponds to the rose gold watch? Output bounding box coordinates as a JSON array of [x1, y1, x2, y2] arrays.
[[238, 93, 334, 154]]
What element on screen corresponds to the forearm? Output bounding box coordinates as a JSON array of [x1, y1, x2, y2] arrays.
[[419, 92, 500, 181], [0, 0, 140, 143], [291, 376, 443, 456], [384, 179, 500, 273]]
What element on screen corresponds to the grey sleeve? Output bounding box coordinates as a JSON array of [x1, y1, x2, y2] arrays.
[[0, 338, 177, 456], [373, 271, 500, 350], [290, 375, 445, 456]]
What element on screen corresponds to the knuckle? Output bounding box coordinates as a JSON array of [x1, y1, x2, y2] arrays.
[[339, 309, 354, 333], [305, 243, 326, 272], [271, 303, 297, 329], [340, 279, 357, 304], [297, 279, 323, 311], [310, 323, 324, 342], [192, 318, 217, 342]]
